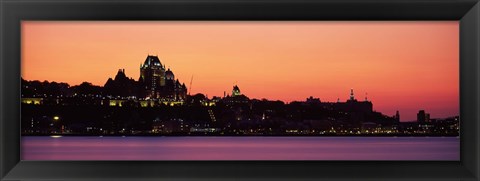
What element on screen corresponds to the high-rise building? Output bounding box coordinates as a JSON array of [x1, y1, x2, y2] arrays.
[[417, 110, 426, 123]]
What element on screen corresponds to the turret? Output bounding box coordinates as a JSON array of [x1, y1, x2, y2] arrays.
[[166, 68, 174, 80]]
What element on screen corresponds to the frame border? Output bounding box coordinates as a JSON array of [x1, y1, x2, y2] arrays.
[[1, 0, 479, 180]]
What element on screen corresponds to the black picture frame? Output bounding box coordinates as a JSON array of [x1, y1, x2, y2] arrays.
[[1, 0, 479, 180]]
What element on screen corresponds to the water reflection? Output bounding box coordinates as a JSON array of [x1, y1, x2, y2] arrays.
[[22, 136, 459, 160]]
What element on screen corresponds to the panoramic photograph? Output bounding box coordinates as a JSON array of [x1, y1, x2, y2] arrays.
[[21, 21, 459, 160]]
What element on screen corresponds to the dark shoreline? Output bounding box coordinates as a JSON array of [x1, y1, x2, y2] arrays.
[[21, 133, 460, 137]]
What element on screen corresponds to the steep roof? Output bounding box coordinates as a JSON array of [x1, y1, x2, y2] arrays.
[[143, 55, 162, 67]]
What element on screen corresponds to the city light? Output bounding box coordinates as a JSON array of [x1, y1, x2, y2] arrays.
[[20, 54, 459, 137]]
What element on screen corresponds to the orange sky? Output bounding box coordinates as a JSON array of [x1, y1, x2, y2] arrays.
[[21, 21, 459, 121]]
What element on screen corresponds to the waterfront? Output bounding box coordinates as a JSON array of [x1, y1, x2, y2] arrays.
[[22, 136, 459, 160]]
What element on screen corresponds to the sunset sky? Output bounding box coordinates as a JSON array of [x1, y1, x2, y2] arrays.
[[21, 21, 459, 121]]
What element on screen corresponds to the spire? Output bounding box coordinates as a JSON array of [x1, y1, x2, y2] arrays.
[[350, 88, 355, 101], [365, 92, 368, 101]]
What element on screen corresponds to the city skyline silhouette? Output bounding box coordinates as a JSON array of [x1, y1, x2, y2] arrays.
[[21, 21, 459, 121]]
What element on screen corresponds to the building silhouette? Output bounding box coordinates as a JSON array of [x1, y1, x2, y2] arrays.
[[340, 89, 373, 113], [223, 85, 249, 104], [417, 110, 426, 123], [232, 85, 242, 97], [20, 77, 460, 136], [395, 110, 400, 122], [139, 55, 187, 100], [104, 69, 139, 98]]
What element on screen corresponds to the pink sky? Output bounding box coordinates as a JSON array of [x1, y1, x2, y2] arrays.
[[21, 21, 459, 121]]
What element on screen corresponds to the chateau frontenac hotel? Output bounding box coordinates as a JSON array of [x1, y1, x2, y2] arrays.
[[139, 55, 187, 100], [104, 55, 187, 102]]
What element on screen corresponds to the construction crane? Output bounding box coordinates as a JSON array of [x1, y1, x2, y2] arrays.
[[189, 75, 193, 95]]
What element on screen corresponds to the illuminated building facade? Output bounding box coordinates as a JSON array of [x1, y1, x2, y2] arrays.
[[222, 85, 249, 105], [232, 85, 241, 97], [139, 55, 187, 100]]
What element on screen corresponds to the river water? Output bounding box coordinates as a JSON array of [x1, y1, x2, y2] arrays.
[[22, 136, 459, 160]]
